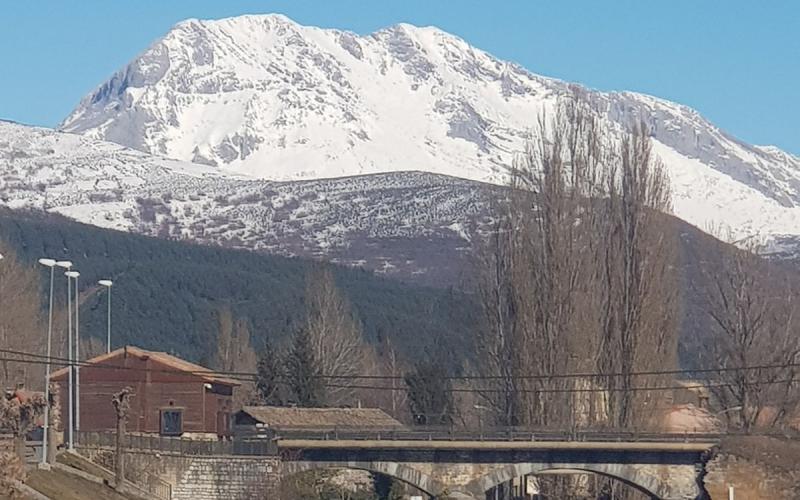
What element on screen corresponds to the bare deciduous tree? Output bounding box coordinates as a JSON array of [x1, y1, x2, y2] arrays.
[[594, 122, 678, 429], [214, 306, 258, 407], [304, 266, 365, 406], [475, 96, 608, 427], [475, 97, 679, 431], [700, 233, 800, 431], [0, 243, 44, 389]]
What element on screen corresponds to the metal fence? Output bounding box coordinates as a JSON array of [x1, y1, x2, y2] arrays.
[[75, 430, 275, 456], [1, 432, 42, 463]]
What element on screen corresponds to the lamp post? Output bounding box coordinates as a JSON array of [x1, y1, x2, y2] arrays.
[[70, 271, 81, 433], [37, 258, 57, 466], [98, 280, 113, 353], [714, 405, 743, 432], [64, 269, 80, 450], [56, 261, 73, 450]]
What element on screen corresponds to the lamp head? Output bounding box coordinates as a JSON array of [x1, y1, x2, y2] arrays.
[[56, 261, 73, 269], [98, 280, 113, 287], [65, 271, 80, 278], [38, 258, 56, 267]]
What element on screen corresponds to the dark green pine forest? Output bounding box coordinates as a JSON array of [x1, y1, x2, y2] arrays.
[[0, 209, 479, 366]]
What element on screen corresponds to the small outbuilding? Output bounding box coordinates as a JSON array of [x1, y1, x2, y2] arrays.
[[234, 406, 405, 432], [50, 346, 239, 438]]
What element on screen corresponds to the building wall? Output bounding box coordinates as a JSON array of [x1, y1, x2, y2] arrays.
[[54, 351, 233, 436]]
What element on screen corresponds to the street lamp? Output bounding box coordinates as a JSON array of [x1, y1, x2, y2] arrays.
[[64, 269, 79, 450], [57, 261, 74, 451], [37, 258, 56, 466], [474, 404, 490, 432], [68, 271, 81, 434], [98, 280, 113, 354]]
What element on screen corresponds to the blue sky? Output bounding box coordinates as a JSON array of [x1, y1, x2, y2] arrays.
[[1, 1, 798, 154]]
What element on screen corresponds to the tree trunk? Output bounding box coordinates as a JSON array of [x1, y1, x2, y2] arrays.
[[14, 434, 25, 464], [115, 416, 125, 486]]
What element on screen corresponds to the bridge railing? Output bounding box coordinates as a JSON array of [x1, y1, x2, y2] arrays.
[[267, 426, 726, 443], [76, 427, 793, 457], [75, 430, 276, 456]]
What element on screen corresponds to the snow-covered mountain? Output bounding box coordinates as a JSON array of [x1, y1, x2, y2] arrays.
[[0, 120, 495, 284], [58, 14, 800, 245]]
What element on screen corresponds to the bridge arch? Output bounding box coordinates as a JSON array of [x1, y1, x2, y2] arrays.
[[282, 460, 442, 497], [468, 462, 671, 499]]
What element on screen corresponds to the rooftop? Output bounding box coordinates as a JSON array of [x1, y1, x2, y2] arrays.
[[49, 345, 239, 386], [238, 406, 405, 430]]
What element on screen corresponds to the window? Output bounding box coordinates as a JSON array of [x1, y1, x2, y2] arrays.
[[160, 409, 183, 436]]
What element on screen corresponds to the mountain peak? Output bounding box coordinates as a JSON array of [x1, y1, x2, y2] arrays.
[[176, 13, 297, 29], [59, 14, 799, 218]]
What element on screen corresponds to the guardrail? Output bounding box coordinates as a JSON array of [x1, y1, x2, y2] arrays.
[[268, 427, 726, 443]]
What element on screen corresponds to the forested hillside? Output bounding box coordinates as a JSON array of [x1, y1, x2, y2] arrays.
[[0, 209, 479, 365]]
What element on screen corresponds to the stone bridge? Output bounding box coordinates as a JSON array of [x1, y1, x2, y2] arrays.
[[74, 430, 718, 499], [279, 437, 716, 499]]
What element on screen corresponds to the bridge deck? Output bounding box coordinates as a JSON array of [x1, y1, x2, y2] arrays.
[[277, 438, 716, 452]]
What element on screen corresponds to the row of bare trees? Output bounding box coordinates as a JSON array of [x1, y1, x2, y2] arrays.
[[696, 230, 800, 431], [0, 243, 45, 388], [474, 96, 678, 430], [474, 95, 800, 435]]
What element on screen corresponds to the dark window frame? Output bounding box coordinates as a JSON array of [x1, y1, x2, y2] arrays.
[[160, 408, 184, 436]]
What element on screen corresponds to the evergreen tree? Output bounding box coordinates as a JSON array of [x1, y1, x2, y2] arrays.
[[255, 340, 284, 406], [285, 327, 325, 407], [405, 355, 455, 426]]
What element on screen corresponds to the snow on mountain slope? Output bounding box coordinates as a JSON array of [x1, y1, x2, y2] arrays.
[[0, 121, 497, 284], [5, 118, 800, 288], [58, 14, 800, 246]]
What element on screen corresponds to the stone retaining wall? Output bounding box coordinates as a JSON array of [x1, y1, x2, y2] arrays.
[[170, 456, 280, 500], [77, 447, 280, 500]]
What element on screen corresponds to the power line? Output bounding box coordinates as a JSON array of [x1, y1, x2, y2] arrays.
[[3, 346, 800, 383], [314, 362, 800, 381], [323, 377, 800, 394], [1, 347, 798, 394]]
